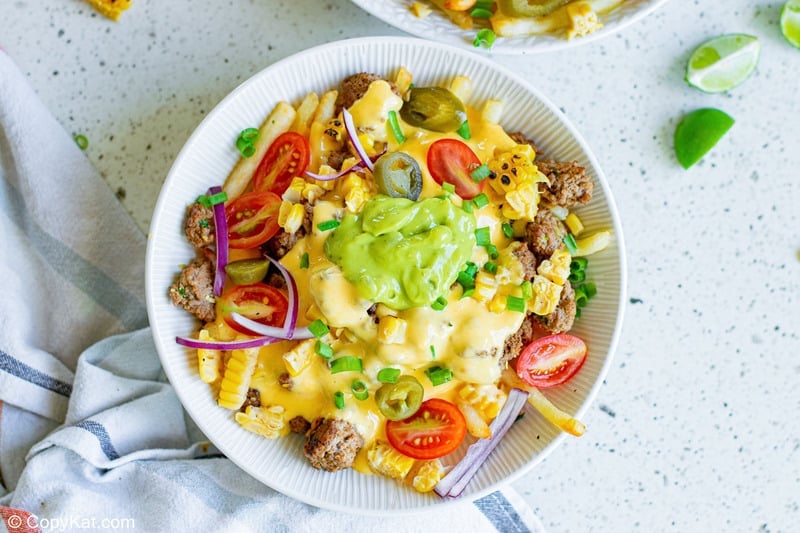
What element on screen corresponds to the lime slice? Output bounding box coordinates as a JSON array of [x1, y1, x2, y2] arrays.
[[685, 34, 760, 93], [674, 108, 735, 169], [781, 0, 800, 48]]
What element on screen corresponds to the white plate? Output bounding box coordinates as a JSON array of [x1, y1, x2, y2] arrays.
[[350, 0, 669, 54], [145, 36, 627, 514]]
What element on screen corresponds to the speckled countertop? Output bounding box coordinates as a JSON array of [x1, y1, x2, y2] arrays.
[[3, 1, 798, 531]]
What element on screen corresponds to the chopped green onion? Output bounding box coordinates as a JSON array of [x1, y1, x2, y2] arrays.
[[470, 163, 491, 182], [521, 280, 533, 300], [574, 287, 588, 308], [430, 345, 436, 359], [317, 219, 340, 231], [474, 0, 494, 9], [475, 227, 491, 246], [240, 127, 259, 142], [570, 257, 588, 272], [457, 120, 471, 140], [568, 269, 586, 283], [485, 243, 499, 259], [330, 356, 363, 374], [473, 28, 496, 49], [484, 261, 498, 274], [300, 252, 309, 269], [462, 199, 474, 214], [464, 262, 478, 277], [425, 365, 453, 386], [74, 134, 89, 150], [473, 193, 489, 209], [377, 367, 401, 383], [583, 281, 597, 299], [431, 296, 448, 311], [308, 319, 329, 339], [315, 340, 333, 359], [442, 182, 456, 194], [457, 270, 476, 289], [502, 222, 514, 239], [236, 128, 259, 158], [388, 110, 406, 144], [575, 307, 582, 319], [563, 233, 578, 255], [333, 391, 345, 409], [461, 287, 475, 299], [506, 295, 526, 313], [196, 191, 228, 208], [351, 380, 369, 401], [470, 7, 493, 18]]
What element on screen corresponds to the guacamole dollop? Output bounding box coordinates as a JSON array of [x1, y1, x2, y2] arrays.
[[324, 195, 476, 310]]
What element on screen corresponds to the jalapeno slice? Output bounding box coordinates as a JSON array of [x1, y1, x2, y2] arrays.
[[375, 375, 424, 421], [373, 152, 423, 201], [400, 87, 467, 133], [224, 258, 270, 285]]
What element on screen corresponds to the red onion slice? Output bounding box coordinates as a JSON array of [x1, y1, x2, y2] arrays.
[[304, 161, 366, 181], [209, 185, 228, 296], [434, 388, 529, 498], [342, 108, 374, 172], [176, 335, 281, 350], [264, 256, 299, 338], [229, 312, 313, 340]]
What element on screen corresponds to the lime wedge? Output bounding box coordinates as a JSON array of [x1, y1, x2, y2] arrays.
[[674, 108, 735, 169], [685, 34, 760, 93], [781, 0, 800, 48]]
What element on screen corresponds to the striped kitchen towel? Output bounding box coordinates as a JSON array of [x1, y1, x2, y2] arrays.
[[0, 50, 543, 532]]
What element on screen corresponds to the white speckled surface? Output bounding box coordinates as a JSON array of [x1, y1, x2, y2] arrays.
[[3, 1, 798, 531]]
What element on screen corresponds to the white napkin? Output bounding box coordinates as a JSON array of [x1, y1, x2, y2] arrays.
[[0, 50, 543, 533]]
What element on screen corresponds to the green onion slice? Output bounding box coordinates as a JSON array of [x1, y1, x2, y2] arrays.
[[308, 319, 329, 339], [240, 127, 259, 142], [502, 222, 514, 239], [430, 345, 436, 359], [442, 182, 456, 194], [485, 243, 499, 259], [315, 340, 333, 359], [388, 110, 407, 144], [521, 280, 533, 300], [568, 269, 586, 283], [464, 261, 478, 277], [474, 0, 494, 9], [317, 219, 340, 231], [431, 296, 448, 311], [333, 391, 345, 409], [300, 252, 310, 269], [506, 295, 526, 313], [457, 270, 476, 289], [473, 193, 489, 209], [377, 367, 401, 383], [457, 120, 471, 140], [484, 261, 498, 274], [461, 287, 475, 299], [425, 365, 453, 386], [462, 199, 474, 214], [74, 134, 89, 150], [473, 28, 496, 49], [351, 380, 369, 401], [470, 7, 493, 18], [330, 356, 363, 374], [563, 234, 578, 255], [196, 191, 228, 208], [570, 257, 588, 273], [470, 163, 492, 182], [475, 227, 491, 246]]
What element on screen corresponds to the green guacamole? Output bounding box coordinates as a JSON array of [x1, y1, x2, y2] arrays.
[[324, 195, 476, 310]]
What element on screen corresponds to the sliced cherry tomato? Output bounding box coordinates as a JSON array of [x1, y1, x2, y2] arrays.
[[225, 190, 281, 249], [426, 138, 483, 199], [515, 333, 587, 388], [385, 398, 466, 460], [252, 132, 310, 195], [218, 283, 288, 335]]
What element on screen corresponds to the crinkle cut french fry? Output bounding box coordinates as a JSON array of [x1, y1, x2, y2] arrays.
[[429, 0, 474, 29], [291, 92, 320, 137], [481, 100, 504, 124], [223, 101, 296, 200]]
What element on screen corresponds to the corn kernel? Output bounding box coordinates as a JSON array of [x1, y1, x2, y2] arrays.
[[235, 405, 286, 439], [473, 271, 498, 303], [279, 202, 305, 234], [217, 348, 259, 410], [459, 383, 506, 420], [378, 316, 408, 344], [412, 460, 444, 493], [282, 177, 306, 203], [530, 275, 563, 316], [565, 213, 584, 235], [197, 329, 222, 383], [367, 442, 415, 479]]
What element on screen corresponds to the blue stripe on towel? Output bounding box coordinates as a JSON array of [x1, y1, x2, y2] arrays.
[[0, 176, 146, 331], [0, 349, 73, 397], [474, 491, 530, 533], [76, 420, 120, 460]]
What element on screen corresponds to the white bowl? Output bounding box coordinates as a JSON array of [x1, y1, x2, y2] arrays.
[[350, 0, 669, 54], [145, 36, 627, 514]]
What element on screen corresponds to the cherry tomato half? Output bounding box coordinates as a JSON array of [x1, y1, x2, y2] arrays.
[[225, 190, 281, 249], [515, 334, 587, 388], [385, 398, 466, 460], [426, 138, 483, 199], [218, 283, 288, 335], [252, 132, 310, 195]]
